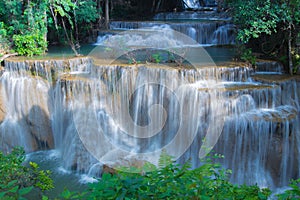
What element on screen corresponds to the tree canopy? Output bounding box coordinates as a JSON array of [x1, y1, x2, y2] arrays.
[[0, 0, 101, 56], [229, 0, 300, 73]]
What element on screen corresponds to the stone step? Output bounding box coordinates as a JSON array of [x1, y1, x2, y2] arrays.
[[227, 105, 298, 123], [195, 81, 281, 109], [251, 74, 300, 83], [251, 74, 300, 110]]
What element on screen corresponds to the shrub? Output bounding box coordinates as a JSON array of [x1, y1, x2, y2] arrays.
[[0, 147, 53, 199], [277, 179, 300, 200], [0, 22, 10, 55], [62, 152, 271, 200], [13, 31, 47, 56]]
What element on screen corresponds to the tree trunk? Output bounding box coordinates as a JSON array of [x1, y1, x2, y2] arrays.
[[73, 0, 80, 49], [155, 0, 162, 12], [43, 9, 47, 49], [151, 0, 156, 13], [0, 53, 18, 63], [105, 0, 109, 29], [288, 23, 293, 75], [49, 3, 59, 30], [61, 19, 80, 57], [199, 0, 205, 7]]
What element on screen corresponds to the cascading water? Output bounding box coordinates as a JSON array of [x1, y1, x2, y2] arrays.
[[98, 2, 235, 46], [183, 0, 217, 8], [108, 22, 235, 46], [255, 60, 284, 73], [1, 54, 299, 189], [0, 14, 300, 192], [0, 62, 53, 152], [184, 0, 201, 9], [153, 11, 231, 21]]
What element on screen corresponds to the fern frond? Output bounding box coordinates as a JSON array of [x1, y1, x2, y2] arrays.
[[158, 149, 173, 169]]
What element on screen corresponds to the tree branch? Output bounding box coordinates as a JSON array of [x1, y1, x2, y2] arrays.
[[0, 53, 18, 62]]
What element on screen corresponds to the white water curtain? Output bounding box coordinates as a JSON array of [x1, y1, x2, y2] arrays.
[[184, 0, 216, 8]]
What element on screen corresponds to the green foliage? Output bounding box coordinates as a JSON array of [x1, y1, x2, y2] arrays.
[[0, 22, 10, 55], [151, 53, 162, 63], [0, 180, 33, 200], [50, 0, 75, 26], [230, 0, 300, 70], [158, 149, 173, 168], [0, 147, 54, 199], [75, 0, 100, 24], [0, 22, 7, 37], [0, 0, 48, 56], [60, 153, 271, 200], [292, 50, 300, 73], [239, 47, 256, 66], [58, 188, 85, 200], [232, 0, 279, 43], [29, 162, 53, 191], [13, 32, 47, 57], [277, 179, 300, 199], [0, 0, 100, 56], [48, 0, 101, 55], [126, 51, 141, 64], [230, 0, 300, 43], [4, 148, 293, 200]]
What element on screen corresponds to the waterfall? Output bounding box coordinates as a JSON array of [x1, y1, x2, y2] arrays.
[[187, 27, 197, 40], [212, 24, 236, 45], [184, 0, 201, 8], [0, 61, 53, 152], [56, 60, 299, 187], [183, 0, 217, 8], [0, 57, 299, 189], [217, 105, 299, 187], [54, 64, 228, 170], [0, 0, 299, 189], [109, 21, 235, 46], [0, 57, 92, 152], [98, 1, 234, 48], [255, 61, 284, 73], [153, 12, 231, 21]]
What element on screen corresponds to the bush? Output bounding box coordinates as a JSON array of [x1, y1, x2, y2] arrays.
[[13, 31, 47, 56], [277, 179, 300, 200], [61, 152, 271, 200], [0, 147, 53, 199], [2, 147, 299, 200], [0, 22, 10, 55]]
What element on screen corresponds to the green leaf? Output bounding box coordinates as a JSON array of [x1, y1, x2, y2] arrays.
[[18, 186, 33, 196], [0, 191, 7, 198], [42, 195, 49, 200], [60, 188, 77, 199], [6, 180, 18, 187], [9, 186, 19, 193]]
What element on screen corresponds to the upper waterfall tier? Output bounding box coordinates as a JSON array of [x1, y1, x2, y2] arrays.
[[153, 11, 231, 21], [255, 60, 284, 73], [109, 21, 235, 46], [183, 0, 217, 9]]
